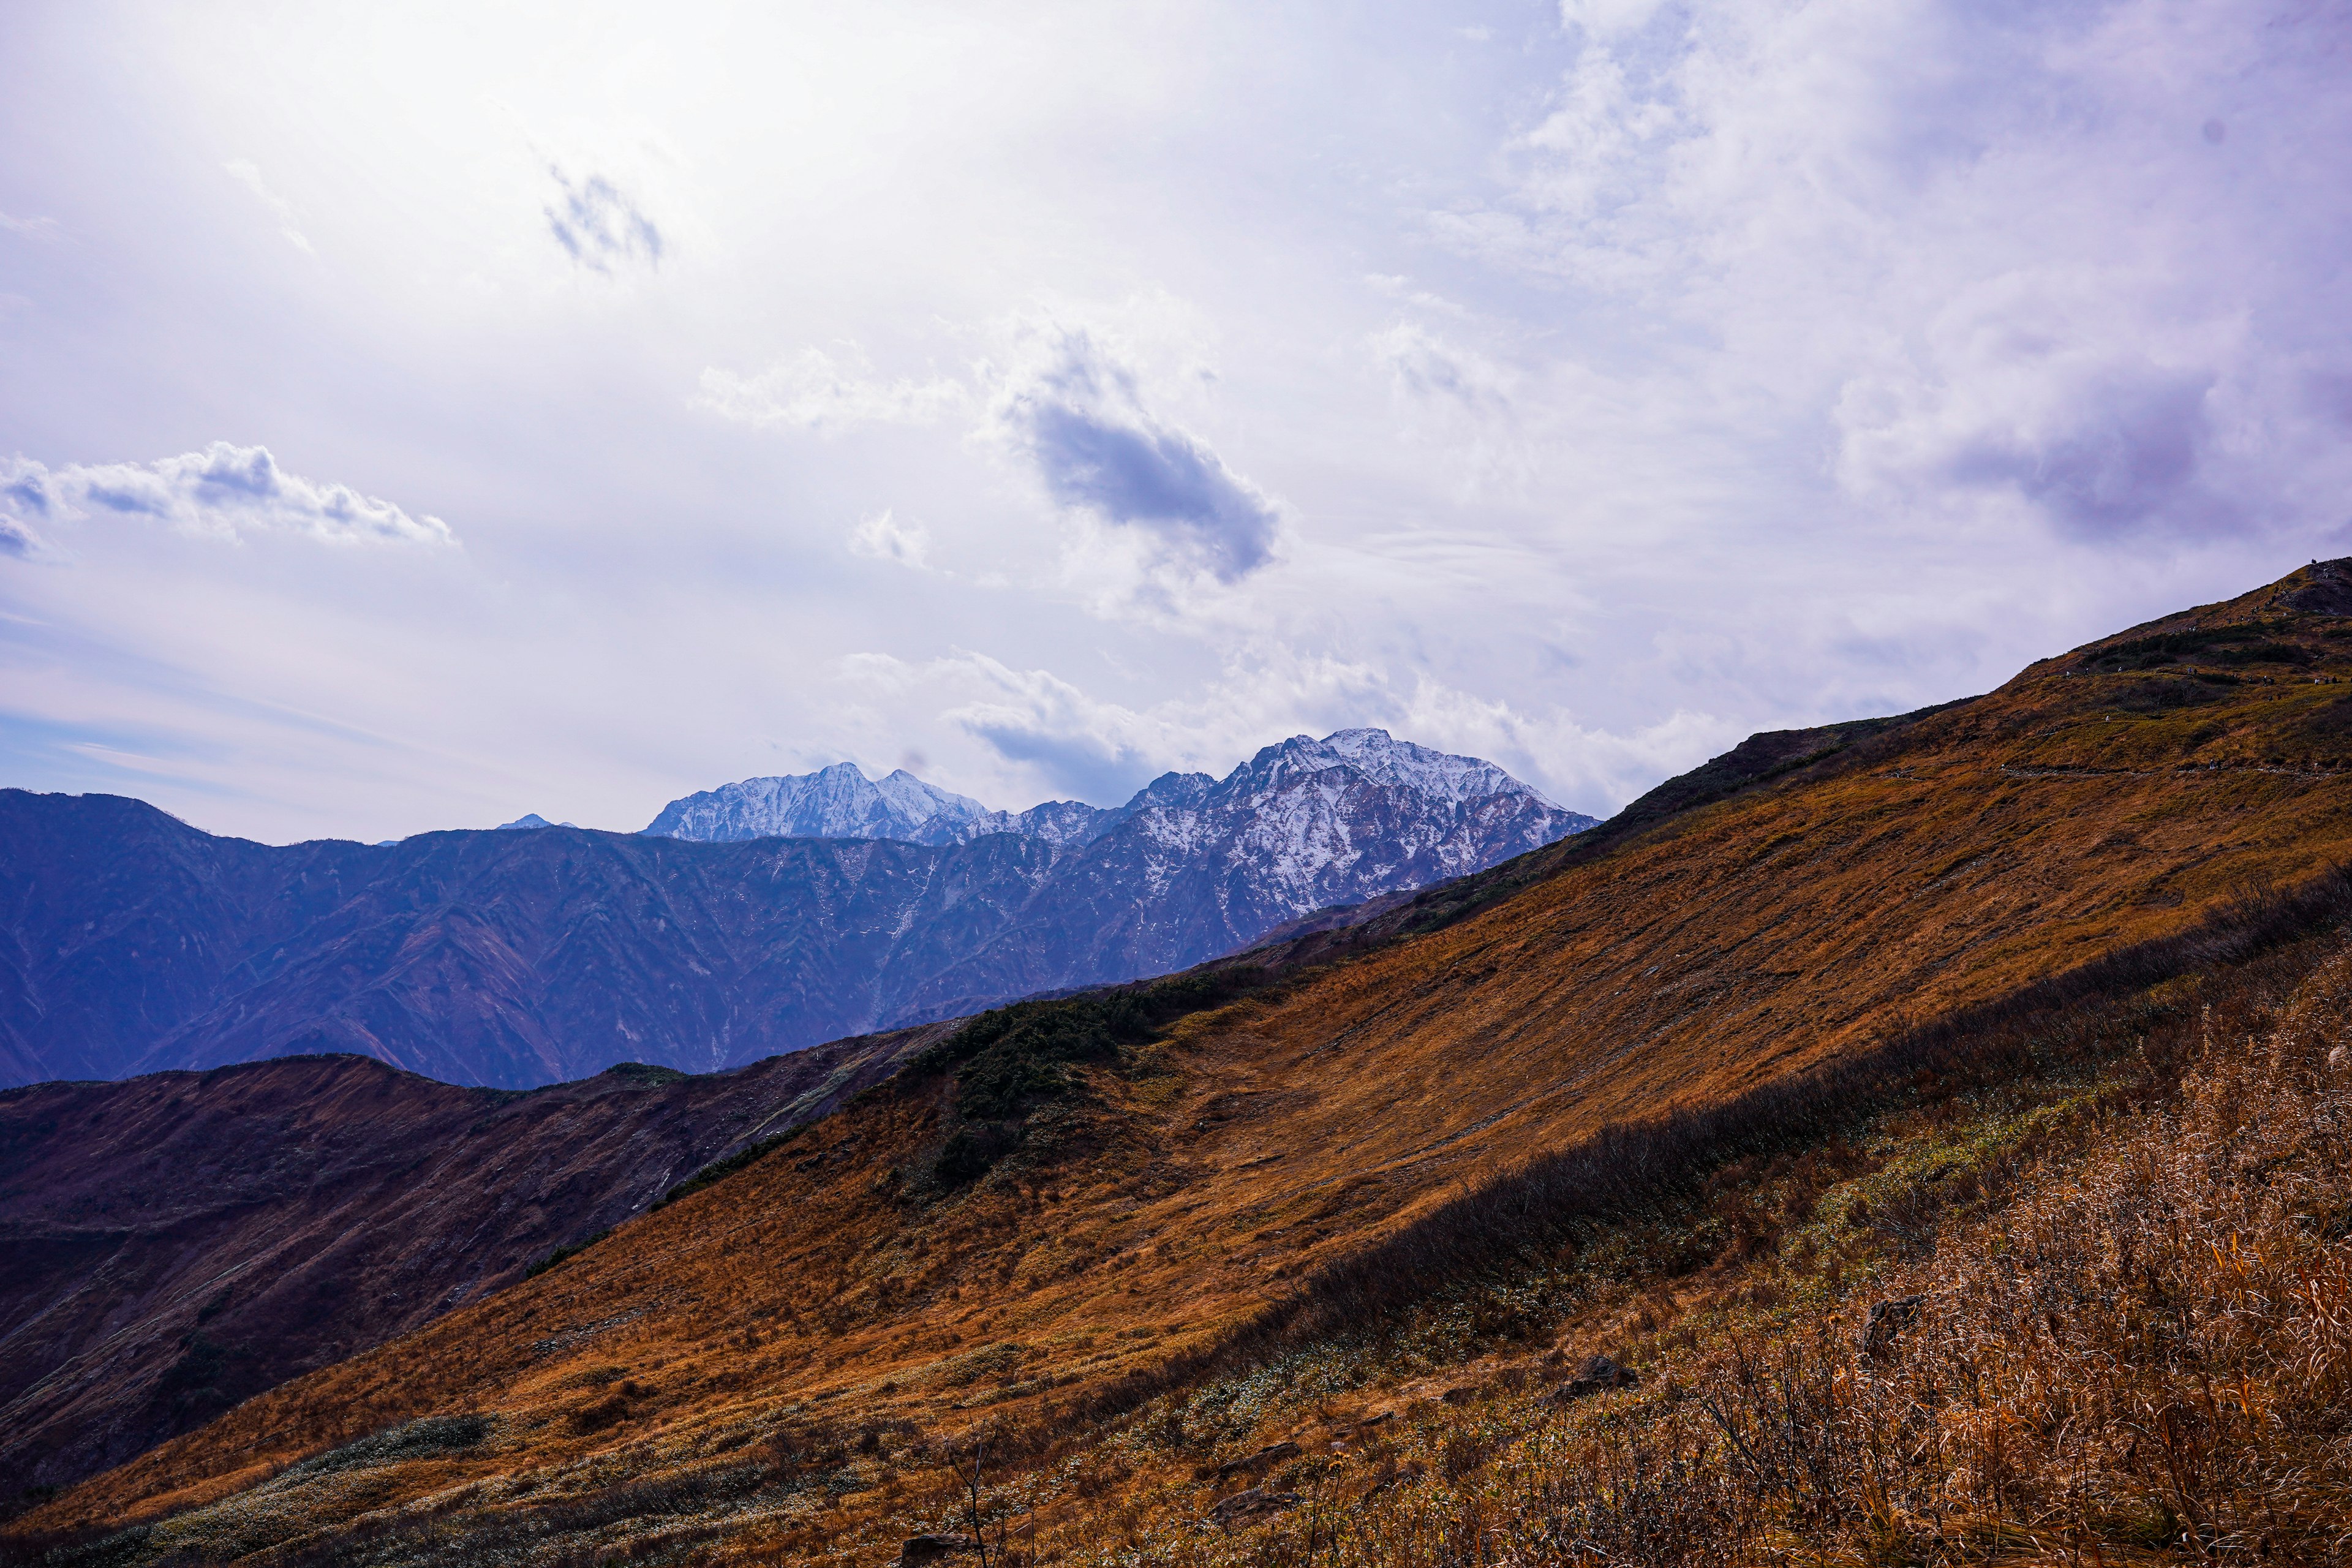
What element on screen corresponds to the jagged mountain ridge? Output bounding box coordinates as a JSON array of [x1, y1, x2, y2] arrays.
[[0, 732, 1589, 1091], [639, 728, 1574, 858], [641, 762, 1009, 846]]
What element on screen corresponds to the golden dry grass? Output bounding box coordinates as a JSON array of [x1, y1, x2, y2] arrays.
[[18, 568, 2352, 1564]]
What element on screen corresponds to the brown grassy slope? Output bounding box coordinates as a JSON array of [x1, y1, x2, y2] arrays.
[[1016, 928, 2352, 1565], [28, 562, 2352, 1557], [0, 1020, 950, 1501]]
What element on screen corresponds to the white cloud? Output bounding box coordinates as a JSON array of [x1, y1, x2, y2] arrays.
[[7, 2, 2347, 843], [847, 508, 931, 569], [1371, 322, 1533, 494], [841, 640, 1725, 813], [0, 444, 454, 548], [0, 512, 44, 559], [697, 345, 966, 433], [1448, 0, 2352, 546], [0, 209, 61, 241], [1559, 0, 1671, 40], [224, 160, 314, 254]]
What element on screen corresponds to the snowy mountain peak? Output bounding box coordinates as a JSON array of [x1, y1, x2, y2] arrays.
[[1222, 728, 1540, 809], [642, 729, 1584, 880], [641, 763, 992, 846]]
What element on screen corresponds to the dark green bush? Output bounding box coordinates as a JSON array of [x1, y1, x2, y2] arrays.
[[658, 1125, 807, 1208], [914, 967, 1272, 1183], [921, 967, 1268, 1120], [524, 1228, 611, 1278], [2086, 624, 2309, 671], [289, 1414, 491, 1478]]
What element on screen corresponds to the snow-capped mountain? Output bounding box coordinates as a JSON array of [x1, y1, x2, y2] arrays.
[[642, 761, 998, 846], [644, 728, 1594, 978], [0, 734, 1591, 1091], [1117, 728, 1590, 915]]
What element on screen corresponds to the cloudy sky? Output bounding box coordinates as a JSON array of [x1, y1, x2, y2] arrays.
[[2, 1, 2348, 843]]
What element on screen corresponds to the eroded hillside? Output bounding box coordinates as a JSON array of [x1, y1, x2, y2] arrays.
[[20, 562, 2352, 1563]]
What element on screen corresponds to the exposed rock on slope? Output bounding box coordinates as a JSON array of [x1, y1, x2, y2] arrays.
[[0, 732, 1587, 1090], [0, 1022, 945, 1493]]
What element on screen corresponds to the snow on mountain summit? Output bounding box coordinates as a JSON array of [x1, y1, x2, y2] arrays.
[[1231, 728, 1540, 808], [643, 732, 1593, 943], [641, 761, 994, 846]]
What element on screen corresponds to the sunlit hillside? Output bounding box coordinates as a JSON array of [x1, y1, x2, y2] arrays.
[[17, 563, 2352, 1565]]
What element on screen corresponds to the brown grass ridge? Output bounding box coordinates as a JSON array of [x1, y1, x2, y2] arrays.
[[13, 561, 2352, 1564]]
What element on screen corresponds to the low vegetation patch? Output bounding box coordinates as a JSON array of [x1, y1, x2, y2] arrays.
[[2088, 621, 2310, 672], [911, 966, 1276, 1183], [522, 1227, 611, 1279]]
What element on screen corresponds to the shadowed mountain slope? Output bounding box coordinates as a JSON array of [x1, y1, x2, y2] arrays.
[[0, 1022, 949, 1496], [24, 562, 2352, 1562]]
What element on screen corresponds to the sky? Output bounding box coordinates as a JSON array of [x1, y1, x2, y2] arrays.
[[2, 1, 2348, 843]]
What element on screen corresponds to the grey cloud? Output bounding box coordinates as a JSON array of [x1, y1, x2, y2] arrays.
[[995, 331, 1281, 581], [1947, 369, 2220, 537], [2, 462, 57, 518], [958, 715, 1150, 805], [2307, 370, 2352, 429], [545, 166, 663, 274]]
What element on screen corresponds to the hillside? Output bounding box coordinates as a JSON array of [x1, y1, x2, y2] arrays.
[[18, 561, 2352, 1563], [0, 1022, 948, 1498], [0, 731, 1585, 1091]]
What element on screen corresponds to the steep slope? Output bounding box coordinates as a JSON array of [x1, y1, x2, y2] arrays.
[[28, 562, 2352, 1561], [0, 1022, 948, 1496], [0, 734, 1587, 1091]]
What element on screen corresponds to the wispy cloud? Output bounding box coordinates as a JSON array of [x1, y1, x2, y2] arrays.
[[0, 209, 61, 241], [698, 345, 965, 432], [847, 509, 931, 569], [544, 164, 662, 273], [224, 160, 314, 254], [0, 444, 454, 548]]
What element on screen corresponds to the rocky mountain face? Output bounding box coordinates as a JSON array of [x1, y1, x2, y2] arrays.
[[0, 732, 1588, 1091], [0, 1023, 946, 1493], [640, 763, 1001, 846], [639, 728, 1583, 864]]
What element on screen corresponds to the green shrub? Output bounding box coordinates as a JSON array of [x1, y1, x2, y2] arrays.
[[524, 1229, 611, 1279], [913, 967, 1272, 1183], [657, 1124, 807, 1208]]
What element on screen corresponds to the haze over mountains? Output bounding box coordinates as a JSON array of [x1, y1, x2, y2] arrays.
[[0, 729, 1589, 1091]]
